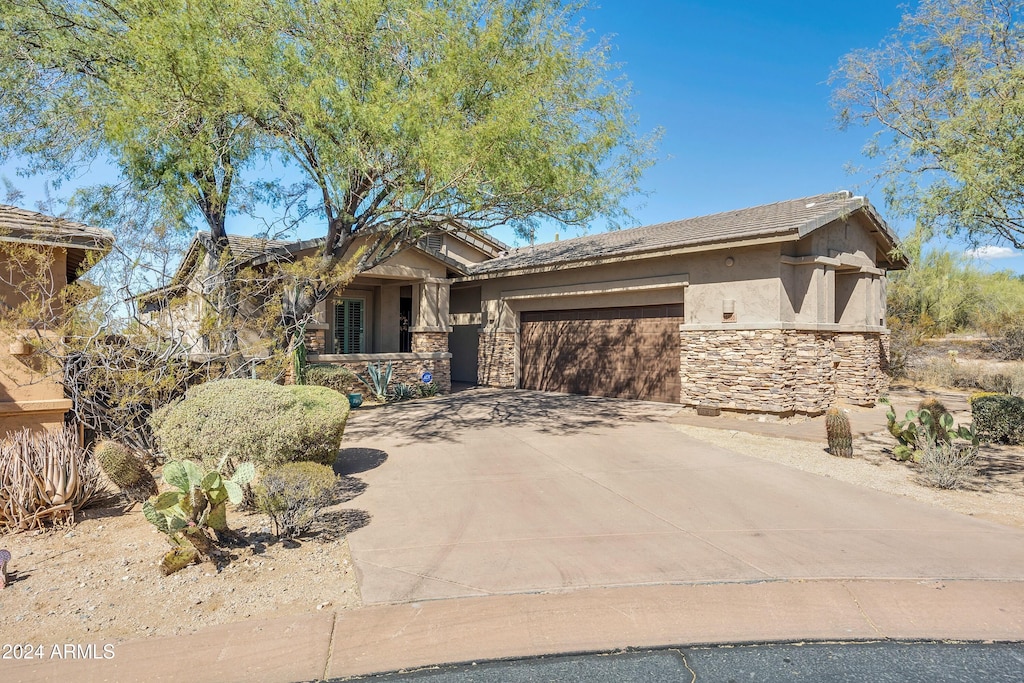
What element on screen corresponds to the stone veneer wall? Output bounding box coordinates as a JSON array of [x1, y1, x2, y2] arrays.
[[477, 329, 516, 388], [304, 328, 326, 354], [833, 331, 890, 406], [680, 329, 889, 416], [411, 331, 448, 354], [322, 358, 451, 393]]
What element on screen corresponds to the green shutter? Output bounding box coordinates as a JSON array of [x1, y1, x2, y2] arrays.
[[334, 299, 364, 353]]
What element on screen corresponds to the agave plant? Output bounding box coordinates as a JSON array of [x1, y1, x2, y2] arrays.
[[0, 427, 102, 532], [359, 361, 394, 403]]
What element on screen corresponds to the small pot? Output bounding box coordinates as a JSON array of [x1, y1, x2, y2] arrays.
[[347, 393, 364, 409]]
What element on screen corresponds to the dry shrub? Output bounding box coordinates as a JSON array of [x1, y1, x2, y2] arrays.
[[912, 358, 1024, 395], [915, 434, 979, 490], [255, 462, 343, 538], [0, 426, 103, 532]]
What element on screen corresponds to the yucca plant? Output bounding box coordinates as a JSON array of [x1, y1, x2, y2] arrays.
[[825, 406, 853, 457], [0, 426, 102, 532]]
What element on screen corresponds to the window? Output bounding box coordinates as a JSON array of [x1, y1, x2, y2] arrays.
[[334, 299, 364, 354]]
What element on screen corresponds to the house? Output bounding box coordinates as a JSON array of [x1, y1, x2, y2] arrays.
[[0, 205, 114, 434], [147, 191, 906, 415]]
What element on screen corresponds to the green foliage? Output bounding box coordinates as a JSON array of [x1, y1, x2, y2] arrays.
[[880, 398, 978, 462], [389, 383, 416, 402], [359, 362, 393, 403], [93, 440, 157, 503], [151, 379, 350, 470], [305, 364, 362, 395], [969, 393, 1024, 445], [142, 457, 255, 537], [417, 381, 442, 398], [255, 462, 340, 538], [825, 407, 853, 457], [832, 0, 1024, 249]]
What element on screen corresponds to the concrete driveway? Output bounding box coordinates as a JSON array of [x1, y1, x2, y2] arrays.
[[339, 389, 1024, 605]]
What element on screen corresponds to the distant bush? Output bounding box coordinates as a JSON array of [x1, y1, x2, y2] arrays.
[[969, 393, 1024, 445], [255, 462, 341, 538], [990, 323, 1024, 361], [305, 364, 362, 395], [151, 379, 350, 471], [912, 358, 1024, 396]]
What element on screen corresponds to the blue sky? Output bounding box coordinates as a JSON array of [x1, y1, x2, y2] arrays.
[[3, 0, 1023, 274]]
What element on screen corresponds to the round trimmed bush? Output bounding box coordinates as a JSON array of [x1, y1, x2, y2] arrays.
[[150, 379, 350, 470], [304, 364, 363, 395]]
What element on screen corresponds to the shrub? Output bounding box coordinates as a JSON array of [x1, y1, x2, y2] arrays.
[[916, 434, 979, 490], [255, 462, 340, 538], [912, 358, 1024, 395], [990, 322, 1024, 361], [150, 379, 350, 471], [305, 364, 362, 395], [969, 393, 1024, 445]]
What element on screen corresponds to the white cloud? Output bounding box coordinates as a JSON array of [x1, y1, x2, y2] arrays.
[[965, 245, 1019, 260]]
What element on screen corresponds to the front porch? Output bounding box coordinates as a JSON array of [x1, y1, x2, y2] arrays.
[[303, 265, 453, 392]]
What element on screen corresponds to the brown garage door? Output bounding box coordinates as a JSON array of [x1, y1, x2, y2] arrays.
[[520, 304, 683, 403]]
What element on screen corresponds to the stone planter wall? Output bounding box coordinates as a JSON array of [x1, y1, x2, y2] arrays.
[[680, 328, 889, 416], [326, 358, 451, 394], [478, 329, 516, 388]]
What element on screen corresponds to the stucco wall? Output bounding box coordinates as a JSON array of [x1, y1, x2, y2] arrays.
[[0, 247, 73, 435]]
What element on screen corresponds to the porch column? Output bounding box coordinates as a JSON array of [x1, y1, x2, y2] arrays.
[[410, 278, 452, 391]]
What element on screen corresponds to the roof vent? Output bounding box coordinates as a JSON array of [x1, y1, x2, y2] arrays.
[[420, 234, 443, 252], [805, 202, 817, 208]]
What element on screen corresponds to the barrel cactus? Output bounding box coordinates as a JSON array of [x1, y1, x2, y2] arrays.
[[826, 407, 853, 457], [94, 440, 158, 503]]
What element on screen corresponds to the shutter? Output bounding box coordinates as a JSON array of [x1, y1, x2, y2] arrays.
[[334, 299, 364, 353]]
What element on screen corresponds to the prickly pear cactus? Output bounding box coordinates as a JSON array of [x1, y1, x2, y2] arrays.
[[0, 549, 10, 588], [160, 547, 198, 576], [94, 440, 158, 502], [826, 406, 853, 458]]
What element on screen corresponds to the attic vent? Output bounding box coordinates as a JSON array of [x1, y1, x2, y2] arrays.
[[420, 235, 443, 252]]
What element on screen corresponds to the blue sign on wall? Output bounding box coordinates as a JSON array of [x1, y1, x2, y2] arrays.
[[421, 371, 433, 383]]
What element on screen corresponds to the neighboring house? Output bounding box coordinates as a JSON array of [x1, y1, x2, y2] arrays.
[[0, 205, 114, 435], [146, 191, 906, 416]]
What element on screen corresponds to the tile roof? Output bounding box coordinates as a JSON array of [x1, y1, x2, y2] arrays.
[[468, 191, 900, 275], [0, 204, 114, 250], [0, 204, 114, 282]]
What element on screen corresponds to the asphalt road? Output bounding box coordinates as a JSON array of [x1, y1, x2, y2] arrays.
[[349, 642, 1024, 682]]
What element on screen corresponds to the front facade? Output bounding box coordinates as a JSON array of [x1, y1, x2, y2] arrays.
[[151, 191, 904, 416], [0, 205, 114, 434]]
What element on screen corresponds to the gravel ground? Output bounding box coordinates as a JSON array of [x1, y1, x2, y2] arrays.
[[668, 423, 1024, 529], [0, 502, 363, 645]]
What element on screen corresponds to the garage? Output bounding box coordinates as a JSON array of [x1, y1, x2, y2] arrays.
[[519, 303, 683, 403]]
